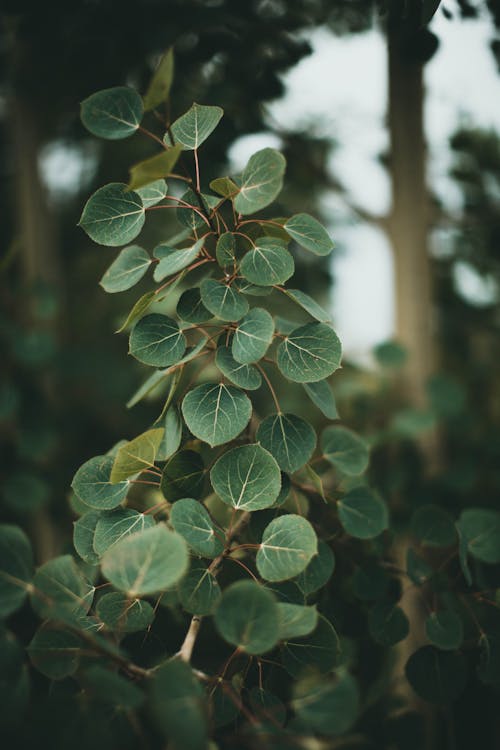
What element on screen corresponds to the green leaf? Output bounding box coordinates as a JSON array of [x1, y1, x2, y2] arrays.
[[236, 279, 274, 296], [143, 47, 174, 111], [369, 602, 409, 646], [0, 525, 34, 618], [156, 407, 183, 461], [110, 428, 163, 482], [303, 380, 338, 419], [231, 307, 274, 365], [80, 86, 143, 139], [182, 382, 252, 447], [292, 671, 359, 736], [257, 413, 316, 473], [321, 426, 369, 476], [117, 290, 157, 333], [153, 237, 204, 282], [151, 659, 209, 750], [79, 183, 145, 246], [338, 488, 388, 539], [177, 287, 213, 324], [170, 498, 223, 558], [129, 313, 186, 367], [215, 346, 262, 390], [161, 450, 205, 501], [214, 580, 280, 655], [277, 322, 342, 383], [216, 232, 237, 268], [411, 504, 456, 547], [101, 524, 188, 596], [278, 603, 318, 640], [256, 514, 317, 582], [240, 238, 294, 286], [295, 539, 335, 596], [129, 146, 182, 190], [28, 624, 82, 680], [126, 368, 171, 409], [200, 279, 249, 321], [457, 508, 500, 564], [96, 592, 154, 632], [136, 178, 168, 208], [210, 176, 239, 199], [405, 646, 467, 704], [284, 288, 331, 322], [81, 665, 144, 709], [94, 508, 155, 555], [234, 148, 286, 215], [374, 340, 408, 369], [31, 555, 94, 624], [99, 245, 151, 293], [210, 444, 281, 510], [71, 455, 129, 510], [248, 687, 286, 727], [425, 611, 463, 651], [176, 189, 219, 231], [170, 102, 223, 150], [73, 512, 100, 565], [178, 560, 221, 615], [285, 213, 334, 256], [282, 614, 339, 677]]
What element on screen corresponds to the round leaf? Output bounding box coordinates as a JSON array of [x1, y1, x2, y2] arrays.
[[71, 455, 129, 510], [425, 611, 464, 651], [216, 232, 236, 268], [170, 102, 223, 150], [368, 603, 409, 646], [210, 444, 281, 510], [457, 508, 500, 564], [178, 560, 221, 615], [176, 288, 213, 324], [94, 508, 155, 555], [28, 624, 82, 680], [321, 426, 369, 476], [405, 646, 467, 704], [79, 183, 145, 246], [295, 539, 335, 596], [136, 179, 167, 208], [278, 603, 318, 640], [240, 238, 294, 287], [100, 245, 150, 293], [200, 279, 249, 321], [303, 380, 338, 419], [234, 148, 286, 215], [73, 512, 100, 565], [0, 524, 34, 618], [292, 672, 359, 736], [170, 498, 224, 558], [285, 213, 334, 256], [338, 488, 389, 539], [182, 383, 252, 447], [110, 427, 164, 482], [31, 555, 94, 625], [256, 514, 317, 582], [101, 524, 188, 596], [257, 413, 316, 473], [282, 614, 339, 677], [80, 86, 143, 139], [214, 580, 281, 655], [129, 313, 186, 367], [153, 238, 204, 282], [232, 307, 274, 363], [277, 322, 342, 383], [411, 504, 456, 547], [96, 592, 154, 633], [161, 450, 205, 501], [215, 346, 262, 390]]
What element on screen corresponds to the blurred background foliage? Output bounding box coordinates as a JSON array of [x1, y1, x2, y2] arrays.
[[1, 1, 500, 748]]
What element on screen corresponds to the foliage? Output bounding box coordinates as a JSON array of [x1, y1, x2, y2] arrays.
[[2, 37, 500, 750]]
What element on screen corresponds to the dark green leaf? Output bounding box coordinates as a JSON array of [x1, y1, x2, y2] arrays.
[[303, 380, 338, 419], [257, 413, 316, 473], [216, 232, 237, 268], [81, 86, 143, 139], [94, 508, 155, 555], [457, 508, 500, 564], [156, 407, 183, 461], [177, 288, 213, 324], [71, 455, 129, 510], [282, 614, 339, 677], [215, 346, 262, 390], [129, 313, 186, 367], [249, 687, 286, 727], [153, 238, 204, 282], [79, 183, 145, 246], [232, 307, 274, 364], [31, 555, 94, 624], [234, 148, 286, 215], [338, 487, 388, 539], [285, 213, 334, 256], [321, 426, 369, 476], [136, 178, 168, 208], [178, 560, 221, 615], [292, 671, 359, 736], [425, 611, 463, 651], [161, 450, 205, 501], [277, 322, 342, 383], [283, 288, 331, 322], [209, 176, 239, 199], [240, 238, 294, 287], [369, 602, 409, 646], [411, 504, 456, 547], [200, 279, 249, 321], [214, 580, 280, 654], [210, 444, 281, 510], [81, 665, 144, 708], [96, 592, 154, 632], [101, 524, 188, 596], [295, 539, 335, 596], [28, 624, 82, 679], [100, 245, 151, 293], [405, 646, 467, 704], [257, 514, 317, 581], [73, 512, 100, 565], [170, 103, 223, 150], [278, 603, 318, 640], [170, 498, 224, 558], [0, 525, 34, 618], [182, 382, 252, 447]]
